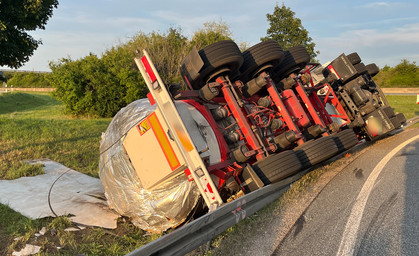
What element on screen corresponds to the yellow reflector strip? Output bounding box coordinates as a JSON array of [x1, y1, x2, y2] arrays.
[[175, 128, 195, 152], [148, 113, 180, 171]]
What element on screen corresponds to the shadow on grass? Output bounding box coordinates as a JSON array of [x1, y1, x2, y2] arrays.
[[0, 92, 61, 115]]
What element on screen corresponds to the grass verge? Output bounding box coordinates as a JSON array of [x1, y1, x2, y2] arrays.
[[0, 92, 110, 178], [0, 92, 163, 255], [386, 95, 419, 128], [386, 95, 419, 119]]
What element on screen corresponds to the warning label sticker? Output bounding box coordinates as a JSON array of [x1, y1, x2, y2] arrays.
[[137, 119, 150, 136]]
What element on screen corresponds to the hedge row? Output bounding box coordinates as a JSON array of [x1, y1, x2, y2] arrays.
[[374, 60, 419, 88], [2, 71, 53, 87]]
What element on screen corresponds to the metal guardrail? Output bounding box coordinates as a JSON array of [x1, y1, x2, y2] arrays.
[[126, 170, 309, 256]]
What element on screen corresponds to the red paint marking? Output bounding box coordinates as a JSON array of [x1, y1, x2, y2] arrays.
[[206, 183, 214, 194], [184, 168, 193, 181]]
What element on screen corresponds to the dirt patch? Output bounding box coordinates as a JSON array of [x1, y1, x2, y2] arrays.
[[0, 230, 11, 255], [381, 88, 419, 94]]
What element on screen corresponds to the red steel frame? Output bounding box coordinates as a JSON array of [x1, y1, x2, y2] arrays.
[[264, 74, 305, 145], [301, 65, 351, 127], [289, 66, 351, 129], [175, 67, 350, 191], [216, 77, 266, 160], [289, 74, 328, 132], [308, 84, 351, 127]]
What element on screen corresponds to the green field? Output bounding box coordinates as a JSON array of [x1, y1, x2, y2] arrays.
[[0, 92, 160, 255], [0, 92, 417, 255], [0, 92, 111, 179], [386, 95, 419, 120]]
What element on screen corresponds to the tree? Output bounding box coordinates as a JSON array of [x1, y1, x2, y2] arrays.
[[394, 59, 417, 75], [190, 20, 233, 50], [0, 0, 58, 68], [261, 3, 319, 60]]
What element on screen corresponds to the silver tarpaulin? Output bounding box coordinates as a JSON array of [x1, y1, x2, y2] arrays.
[[99, 99, 200, 233]]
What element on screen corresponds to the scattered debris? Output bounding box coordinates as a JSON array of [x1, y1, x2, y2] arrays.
[[39, 227, 47, 236], [12, 244, 41, 256], [64, 226, 86, 232]]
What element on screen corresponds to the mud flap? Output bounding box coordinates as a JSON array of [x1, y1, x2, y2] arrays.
[[240, 164, 265, 193], [364, 107, 395, 139]]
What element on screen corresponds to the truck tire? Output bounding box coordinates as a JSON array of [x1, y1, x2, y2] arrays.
[[354, 62, 368, 75], [252, 150, 303, 185], [366, 63, 379, 77], [270, 45, 310, 83], [382, 106, 395, 118], [181, 40, 243, 90], [390, 113, 406, 128], [331, 129, 359, 152], [239, 40, 285, 83], [293, 136, 339, 168], [346, 52, 361, 65]]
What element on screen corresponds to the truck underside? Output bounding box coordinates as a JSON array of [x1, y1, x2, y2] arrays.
[[99, 40, 405, 233]]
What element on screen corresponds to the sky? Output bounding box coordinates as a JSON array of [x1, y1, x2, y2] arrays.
[[3, 0, 419, 71]]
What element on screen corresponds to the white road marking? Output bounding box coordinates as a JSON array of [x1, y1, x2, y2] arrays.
[[336, 134, 419, 256]]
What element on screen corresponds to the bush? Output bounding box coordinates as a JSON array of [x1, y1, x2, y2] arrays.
[[50, 28, 191, 117], [51, 23, 233, 117], [50, 54, 136, 117], [4, 71, 52, 87]]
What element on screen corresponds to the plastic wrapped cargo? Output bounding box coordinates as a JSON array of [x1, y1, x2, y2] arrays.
[[99, 99, 200, 233]]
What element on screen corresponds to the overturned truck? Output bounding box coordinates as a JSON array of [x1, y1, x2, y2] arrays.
[[99, 40, 405, 233]]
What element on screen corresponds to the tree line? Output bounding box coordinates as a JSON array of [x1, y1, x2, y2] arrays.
[[3, 2, 418, 118], [4, 58, 417, 91], [2, 71, 53, 88], [374, 60, 419, 88]]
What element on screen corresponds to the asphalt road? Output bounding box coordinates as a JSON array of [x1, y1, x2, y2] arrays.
[[274, 128, 419, 256]]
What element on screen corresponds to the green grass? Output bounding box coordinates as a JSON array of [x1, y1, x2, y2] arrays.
[[0, 92, 161, 255], [386, 95, 419, 120], [0, 92, 111, 178], [0, 204, 50, 255], [386, 95, 419, 128]]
